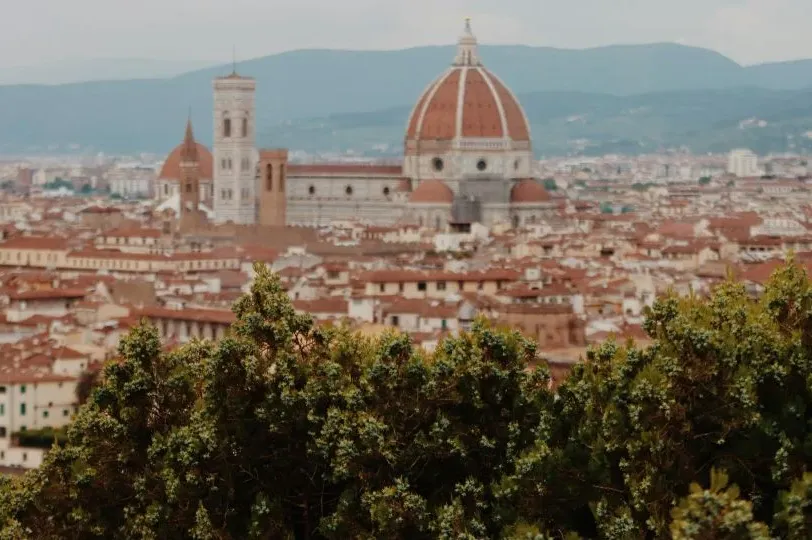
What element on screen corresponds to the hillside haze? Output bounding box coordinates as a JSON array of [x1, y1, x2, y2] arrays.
[[0, 58, 215, 86], [2, 43, 812, 155]]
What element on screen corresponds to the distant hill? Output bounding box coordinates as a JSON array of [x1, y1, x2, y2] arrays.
[[2, 43, 812, 155], [274, 87, 812, 157], [0, 58, 214, 86]]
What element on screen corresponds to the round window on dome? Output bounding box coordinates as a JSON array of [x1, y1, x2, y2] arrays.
[[477, 159, 487, 172], [432, 157, 444, 172], [308, 185, 315, 196], [345, 185, 353, 196]]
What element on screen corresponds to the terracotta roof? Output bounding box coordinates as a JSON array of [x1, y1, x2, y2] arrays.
[[50, 346, 88, 359], [510, 179, 551, 203], [406, 66, 530, 142], [656, 221, 696, 239], [292, 298, 348, 315], [68, 250, 167, 261], [137, 306, 235, 325], [159, 142, 213, 180], [0, 237, 69, 250], [101, 227, 162, 239], [7, 288, 86, 301], [408, 180, 454, 205], [0, 372, 76, 384], [502, 284, 573, 298], [361, 268, 520, 283], [382, 298, 459, 318]]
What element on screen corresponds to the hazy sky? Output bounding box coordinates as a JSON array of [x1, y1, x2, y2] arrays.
[[2, 0, 810, 67]]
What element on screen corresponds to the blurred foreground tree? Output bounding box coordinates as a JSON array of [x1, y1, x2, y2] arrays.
[[3, 262, 812, 538]]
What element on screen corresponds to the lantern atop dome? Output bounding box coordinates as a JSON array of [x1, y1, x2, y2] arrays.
[[453, 18, 481, 67]]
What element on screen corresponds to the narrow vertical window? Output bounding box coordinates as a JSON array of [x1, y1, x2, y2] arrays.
[[266, 164, 273, 191]]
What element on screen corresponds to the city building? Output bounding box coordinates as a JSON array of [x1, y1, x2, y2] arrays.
[[727, 149, 761, 178], [109, 166, 154, 199]]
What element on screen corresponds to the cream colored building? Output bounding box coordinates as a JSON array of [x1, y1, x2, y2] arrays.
[[361, 269, 519, 299], [0, 372, 79, 470]]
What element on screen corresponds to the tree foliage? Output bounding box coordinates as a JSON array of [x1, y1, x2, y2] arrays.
[[2, 262, 812, 538], [42, 178, 73, 191], [669, 469, 770, 539]]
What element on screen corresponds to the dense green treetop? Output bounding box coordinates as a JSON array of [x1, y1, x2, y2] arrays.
[[1, 262, 812, 539]]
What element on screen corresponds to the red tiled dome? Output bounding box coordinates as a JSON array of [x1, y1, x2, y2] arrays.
[[409, 180, 454, 204], [159, 142, 213, 180], [405, 22, 530, 144], [511, 179, 551, 203]]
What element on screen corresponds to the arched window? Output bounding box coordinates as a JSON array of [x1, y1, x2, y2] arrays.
[[512, 215, 520, 229], [186, 183, 192, 193], [266, 164, 273, 191], [223, 116, 232, 138], [163, 184, 169, 195], [242, 118, 248, 137], [435, 215, 441, 230], [345, 185, 353, 196]]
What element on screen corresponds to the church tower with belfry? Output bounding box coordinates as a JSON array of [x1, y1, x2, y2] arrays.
[[212, 64, 257, 225], [178, 118, 206, 233]]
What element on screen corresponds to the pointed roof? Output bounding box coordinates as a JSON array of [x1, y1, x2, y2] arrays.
[[453, 18, 481, 66], [180, 117, 199, 163]]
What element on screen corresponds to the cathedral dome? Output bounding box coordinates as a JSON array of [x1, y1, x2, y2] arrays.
[[409, 179, 454, 204], [405, 20, 530, 144], [511, 179, 551, 203], [159, 142, 213, 180]]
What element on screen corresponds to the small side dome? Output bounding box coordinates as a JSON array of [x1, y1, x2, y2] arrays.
[[511, 179, 551, 204], [409, 180, 454, 204], [159, 142, 213, 180]]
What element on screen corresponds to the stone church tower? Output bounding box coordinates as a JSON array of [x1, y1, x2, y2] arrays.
[[258, 149, 288, 227], [178, 118, 206, 233], [212, 69, 257, 224]]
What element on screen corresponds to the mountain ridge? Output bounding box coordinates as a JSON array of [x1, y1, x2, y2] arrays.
[[2, 43, 812, 155]]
